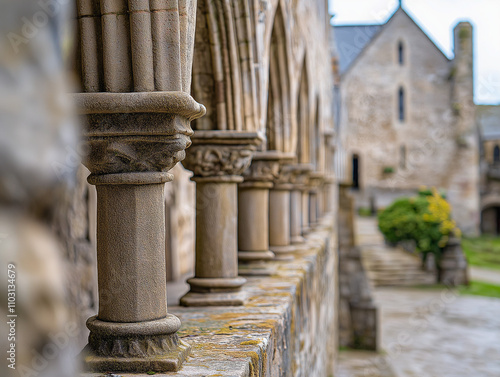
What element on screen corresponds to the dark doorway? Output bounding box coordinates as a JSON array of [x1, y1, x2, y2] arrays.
[[494, 145, 500, 163], [352, 154, 360, 189], [481, 206, 500, 235]]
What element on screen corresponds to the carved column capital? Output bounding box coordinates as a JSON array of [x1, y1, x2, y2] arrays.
[[309, 172, 325, 193], [240, 151, 283, 189], [182, 131, 262, 183], [271, 153, 296, 190], [289, 163, 314, 191], [75, 92, 206, 176]]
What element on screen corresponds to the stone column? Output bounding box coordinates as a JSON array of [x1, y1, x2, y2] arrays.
[[302, 173, 312, 234], [77, 92, 205, 373], [323, 175, 336, 214], [269, 156, 297, 256], [289, 164, 313, 244], [180, 131, 261, 306], [238, 152, 282, 272], [308, 173, 324, 228]]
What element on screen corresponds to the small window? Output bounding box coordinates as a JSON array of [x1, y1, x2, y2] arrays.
[[494, 145, 500, 163], [398, 87, 405, 122], [398, 42, 404, 65], [400, 145, 406, 169]]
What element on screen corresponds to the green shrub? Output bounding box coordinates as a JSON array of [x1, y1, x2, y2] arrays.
[[382, 166, 395, 174], [378, 188, 460, 260]]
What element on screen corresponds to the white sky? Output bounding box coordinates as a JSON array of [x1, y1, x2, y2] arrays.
[[329, 0, 500, 104]]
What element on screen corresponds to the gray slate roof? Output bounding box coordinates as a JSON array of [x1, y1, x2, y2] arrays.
[[334, 24, 382, 75], [477, 105, 500, 141]]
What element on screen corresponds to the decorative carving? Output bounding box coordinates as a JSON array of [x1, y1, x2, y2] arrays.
[[274, 165, 294, 186], [183, 145, 255, 178], [77, 92, 206, 175], [85, 135, 190, 175], [308, 172, 325, 191], [89, 332, 185, 359], [289, 164, 314, 188], [182, 131, 262, 178], [243, 159, 280, 182]]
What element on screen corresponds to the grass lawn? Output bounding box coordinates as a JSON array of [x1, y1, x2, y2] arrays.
[[458, 281, 500, 299], [462, 236, 500, 270]]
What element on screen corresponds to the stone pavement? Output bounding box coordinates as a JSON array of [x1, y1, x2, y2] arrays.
[[337, 216, 500, 377]]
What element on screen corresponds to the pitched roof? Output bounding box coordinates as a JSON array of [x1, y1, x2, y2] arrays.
[[477, 105, 500, 141], [334, 25, 382, 74], [333, 7, 449, 76]]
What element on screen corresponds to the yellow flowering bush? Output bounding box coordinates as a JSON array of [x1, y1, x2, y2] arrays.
[[378, 187, 461, 260]]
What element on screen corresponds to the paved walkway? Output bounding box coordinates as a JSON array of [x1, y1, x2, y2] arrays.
[[337, 216, 500, 377], [470, 266, 500, 285]]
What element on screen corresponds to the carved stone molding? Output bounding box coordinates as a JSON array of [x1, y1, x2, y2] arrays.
[[182, 131, 262, 180]]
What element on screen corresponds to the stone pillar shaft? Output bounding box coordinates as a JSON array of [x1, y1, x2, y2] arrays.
[[269, 189, 291, 246], [237, 152, 281, 262], [93, 175, 168, 323], [239, 187, 270, 253], [290, 189, 304, 243], [195, 181, 239, 279]]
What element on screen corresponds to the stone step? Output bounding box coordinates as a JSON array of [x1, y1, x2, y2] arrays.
[[360, 246, 436, 287]]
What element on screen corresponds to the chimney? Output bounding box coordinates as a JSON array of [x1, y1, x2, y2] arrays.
[[452, 22, 474, 133]]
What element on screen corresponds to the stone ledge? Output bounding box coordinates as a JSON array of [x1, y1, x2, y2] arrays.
[[82, 215, 337, 377]]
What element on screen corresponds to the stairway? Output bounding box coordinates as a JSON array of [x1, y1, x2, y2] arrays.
[[355, 217, 436, 287], [360, 244, 436, 287]]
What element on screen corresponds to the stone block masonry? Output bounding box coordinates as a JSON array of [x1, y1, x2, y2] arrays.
[[81, 216, 338, 377]]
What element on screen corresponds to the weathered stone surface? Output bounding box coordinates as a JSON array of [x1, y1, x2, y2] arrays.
[[82, 217, 338, 377]]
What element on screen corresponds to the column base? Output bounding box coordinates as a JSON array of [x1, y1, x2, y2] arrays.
[[291, 235, 306, 244], [180, 290, 248, 307], [271, 244, 311, 259], [181, 277, 248, 306], [238, 261, 278, 276], [238, 250, 275, 262], [83, 315, 190, 373]]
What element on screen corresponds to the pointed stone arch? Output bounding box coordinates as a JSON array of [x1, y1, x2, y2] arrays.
[[191, 0, 258, 131], [296, 56, 310, 163], [310, 96, 324, 171], [265, 3, 292, 153]]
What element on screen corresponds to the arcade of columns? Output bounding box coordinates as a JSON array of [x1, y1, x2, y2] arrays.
[[75, 0, 335, 372]]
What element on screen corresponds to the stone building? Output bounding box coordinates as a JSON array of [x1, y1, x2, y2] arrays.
[[477, 105, 500, 234], [0, 0, 341, 376], [334, 4, 480, 235]]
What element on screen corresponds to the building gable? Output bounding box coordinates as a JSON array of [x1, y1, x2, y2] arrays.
[[334, 7, 450, 77]]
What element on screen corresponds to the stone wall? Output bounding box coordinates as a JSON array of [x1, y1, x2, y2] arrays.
[[338, 185, 378, 350]]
